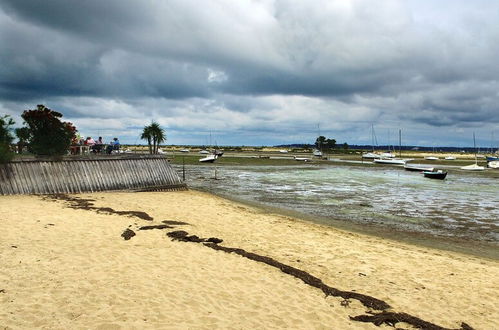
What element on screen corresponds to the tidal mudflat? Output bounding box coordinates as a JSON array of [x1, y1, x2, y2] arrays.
[[180, 164, 499, 257]]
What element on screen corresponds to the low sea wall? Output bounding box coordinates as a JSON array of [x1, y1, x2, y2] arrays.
[[0, 155, 186, 195]]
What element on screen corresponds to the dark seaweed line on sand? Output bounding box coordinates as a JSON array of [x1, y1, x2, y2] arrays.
[[39, 194, 473, 329], [45, 194, 154, 221], [167, 230, 473, 330]]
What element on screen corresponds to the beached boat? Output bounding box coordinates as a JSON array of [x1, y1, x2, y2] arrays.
[[487, 161, 499, 169], [380, 152, 395, 158], [313, 149, 323, 157], [199, 150, 210, 154], [362, 152, 380, 159], [425, 156, 439, 160], [373, 158, 406, 165], [404, 164, 434, 172], [294, 156, 311, 162], [199, 154, 218, 163], [423, 170, 447, 180], [461, 133, 485, 171], [279, 150, 288, 153], [486, 156, 499, 161], [445, 156, 456, 160], [461, 164, 485, 171], [363, 124, 380, 159], [179, 149, 190, 153]]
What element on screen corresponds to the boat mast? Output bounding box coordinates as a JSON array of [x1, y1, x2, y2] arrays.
[[473, 132, 478, 165], [371, 124, 375, 153], [318, 123, 322, 153], [399, 129, 402, 158]]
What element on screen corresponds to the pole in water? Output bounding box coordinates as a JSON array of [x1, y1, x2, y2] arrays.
[[182, 156, 186, 181]]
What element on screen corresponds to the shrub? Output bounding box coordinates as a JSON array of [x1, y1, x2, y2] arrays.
[[0, 115, 15, 163], [21, 105, 77, 156]]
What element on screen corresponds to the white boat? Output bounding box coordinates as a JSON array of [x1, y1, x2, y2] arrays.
[[461, 133, 485, 171], [445, 156, 456, 160], [179, 149, 190, 153], [199, 154, 218, 163], [373, 158, 406, 165], [279, 150, 289, 153], [362, 152, 380, 159], [363, 124, 379, 159], [380, 152, 395, 158], [461, 164, 485, 171], [488, 161, 499, 169], [373, 130, 407, 165], [404, 164, 434, 172], [425, 156, 439, 160], [199, 150, 210, 154], [294, 156, 311, 162], [313, 149, 323, 157]]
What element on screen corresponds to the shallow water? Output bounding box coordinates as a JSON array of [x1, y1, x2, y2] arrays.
[[178, 164, 499, 243]]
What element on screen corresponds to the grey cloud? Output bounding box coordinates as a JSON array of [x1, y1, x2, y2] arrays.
[[1, 0, 499, 146]]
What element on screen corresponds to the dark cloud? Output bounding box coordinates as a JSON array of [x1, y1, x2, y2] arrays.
[[1, 0, 498, 146]]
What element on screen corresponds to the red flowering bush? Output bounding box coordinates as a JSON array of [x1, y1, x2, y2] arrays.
[[21, 105, 77, 156]]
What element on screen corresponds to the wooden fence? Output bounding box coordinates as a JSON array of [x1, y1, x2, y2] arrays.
[[0, 155, 187, 195]]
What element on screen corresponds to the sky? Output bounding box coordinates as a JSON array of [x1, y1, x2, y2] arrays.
[[1, 0, 498, 148]]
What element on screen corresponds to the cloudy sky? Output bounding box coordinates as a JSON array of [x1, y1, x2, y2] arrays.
[[1, 0, 498, 147]]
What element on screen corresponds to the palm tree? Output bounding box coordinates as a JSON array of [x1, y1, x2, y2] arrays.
[[140, 125, 153, 154], [140, 122, 166, 154], [149, 122, 166, 154]]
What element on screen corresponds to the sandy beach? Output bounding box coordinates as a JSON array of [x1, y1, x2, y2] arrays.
[[1, 190, 498, 329]]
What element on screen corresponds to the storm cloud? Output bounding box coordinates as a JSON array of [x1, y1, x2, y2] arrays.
[[1, 0, 498, 147]]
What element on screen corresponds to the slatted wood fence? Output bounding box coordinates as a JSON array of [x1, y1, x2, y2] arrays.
[[0, 155, 187, 195]]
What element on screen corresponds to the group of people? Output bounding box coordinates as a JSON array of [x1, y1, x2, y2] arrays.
[[71, 136, 120, 155]]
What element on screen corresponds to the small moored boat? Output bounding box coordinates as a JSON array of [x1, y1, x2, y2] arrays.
[[373, 158, 406, 165], [487, 161, 499, 169], [423, 170, 447, 180], [404, 164, 434, 172], [199, 154, 218, 163]]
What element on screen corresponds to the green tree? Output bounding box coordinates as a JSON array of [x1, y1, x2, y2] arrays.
[[315, 136, 336, 152], [141, 122, 166, 154], [14, 127, 30, 154], [21, 105, 77, 156], [0, 115, 15, 163], [315, 136, 326, 150], [140, 125, 153, 154]]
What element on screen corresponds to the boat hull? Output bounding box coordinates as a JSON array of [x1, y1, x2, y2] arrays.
[[373, 158, 406, 165], [404, 165, 434, 172], [423, 171, 447, 180], [460, 164, 485, 171], [488, 161, 499, 169]]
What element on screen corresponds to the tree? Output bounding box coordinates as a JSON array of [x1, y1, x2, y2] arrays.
[[21, 105, 77, 156], [141, 122, 166, 154], [0, 115, 15, 163], [14, 127, 30, 154], [315, 136, 336, 152], [140, 125, 153, 154]]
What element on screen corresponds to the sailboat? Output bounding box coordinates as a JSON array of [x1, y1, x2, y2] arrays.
[[373, 129, 409, 165], [363, 124, 380, 159], [313, 124, 323, 157], [199, 132, 220, 163], [461, 133, 485, 171]]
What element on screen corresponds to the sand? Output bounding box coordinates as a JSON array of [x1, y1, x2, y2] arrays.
[[1, 190, 498, 329]]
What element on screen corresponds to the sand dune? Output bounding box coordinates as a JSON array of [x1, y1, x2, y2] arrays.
[[1, 191, 498, 329]]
